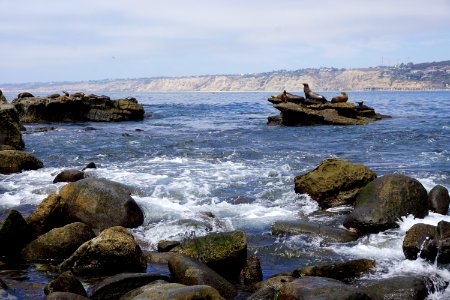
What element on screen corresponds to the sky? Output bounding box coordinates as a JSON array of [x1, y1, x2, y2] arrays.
[[1, 0, 450, 84]]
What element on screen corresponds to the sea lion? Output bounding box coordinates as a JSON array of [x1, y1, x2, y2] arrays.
[[17, 92, 34, 99], [47, 93, 60, 99], [70, 92, 85, 98], [331, 92, 348, 103], [355, 101, 374, 111], [62, 90, 70, 97], [303, 83, 327, 103], [270, 90, 305, 104]]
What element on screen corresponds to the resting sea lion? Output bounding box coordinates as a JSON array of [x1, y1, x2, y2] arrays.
[[303, 83, 327, 103], [47, 93, 60, 99], [17, 92, 34, 99], [331, 92, 348, 103], [70, 92, 85, 98], [355, 101, 374, 111]]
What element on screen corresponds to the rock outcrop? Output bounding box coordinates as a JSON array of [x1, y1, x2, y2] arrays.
[[0, 150, 44, 174], [343, 174, 429, 234], [294, 158, 377, 208], [0, 104, 24, 150], [12, 95, 144, 123], [267, 94, 389, 126]]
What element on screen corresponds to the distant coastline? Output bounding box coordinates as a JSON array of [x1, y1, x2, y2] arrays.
[[2, 60, 449, 94]]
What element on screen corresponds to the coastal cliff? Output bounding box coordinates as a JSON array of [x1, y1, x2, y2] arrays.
[[2, 61, 449, 93]]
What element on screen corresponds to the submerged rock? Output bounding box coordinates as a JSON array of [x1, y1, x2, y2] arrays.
[[294, 158, 376, 208], [343, 174, 429, 234]]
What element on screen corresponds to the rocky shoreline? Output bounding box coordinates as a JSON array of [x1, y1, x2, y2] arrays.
[[1, 91, 450, 299]]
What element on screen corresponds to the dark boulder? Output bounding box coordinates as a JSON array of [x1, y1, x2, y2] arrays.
[[53, 170, 87, 184], [359, 276, 430, 300], [21, 222, 96, 261], [343, 174, 429, 234], [170, 231, 247, 280], [0, 210, 33, 257], [294, 158, 376, 208], [272, 220, 358, 243], [44, 271, 87, 297], [0, 150, 43, 174], [168, 253, 237, 300], [292, 259, 376, 283], [81, 162, 96, 171], [59, 226, 146, 276], [403, 223, 437, 261], [58, 178, 144, 231], [278, 276, 371, 299], [428, 185, 450, 215], [0, 104, 24, 150]]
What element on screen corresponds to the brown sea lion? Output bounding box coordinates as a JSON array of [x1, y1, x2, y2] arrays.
[[303, 83, 327, 103], [331, 92, 348, 103], [70, 92, 85, 98], [47, 93, 60, 99], [270, 90, 305, 104], [17, 92, 34, 99]]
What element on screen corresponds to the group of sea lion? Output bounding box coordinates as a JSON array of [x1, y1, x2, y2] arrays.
[[277, 83, 349, 105], [15, 91, 111, 101]]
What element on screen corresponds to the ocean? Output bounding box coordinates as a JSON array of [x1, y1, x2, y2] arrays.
[[1, 90, 450, 298]]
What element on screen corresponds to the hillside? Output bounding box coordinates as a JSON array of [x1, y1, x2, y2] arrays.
[[2, 61, 450, 93]]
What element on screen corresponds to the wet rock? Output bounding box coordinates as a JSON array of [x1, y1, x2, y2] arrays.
[[0, 150, 44, 174], [0, 89, 7, 104], [428, 185, 450, 215], [292, 259, 376, 283], [81, 162, 96, 171], [247, 286, 276, 300], [239, 256, 263, 286], [59, 226, 146, 276], [90, 273, 172, 300], [121, 280, 224, 300], [251, 275, 295, 293], [44, 271, 87, 297], [0, 104, 24, 150], [0, 210, 33, 257], [294, 158, 376, 208], [267, 115, 282, 126], [403, 223, 438, 261], [45, 291, 90, 300], [343, 174, 429, 234], [168, 253, 237, 300], [26, 194, 71, 237], [58, 178, 143, 231], [157, 240, 180, 252], [12, 96, 144, 123], [359, 276, 430, 300], [278, 276, 371, 299], [170, 231, 247, 280], [53, 170, 87, 184], [21, 222, 96, 261], [272, 220, 358, 243], [437, 238, 450, 264]]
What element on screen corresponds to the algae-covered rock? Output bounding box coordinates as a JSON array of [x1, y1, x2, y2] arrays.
[[294, 158, 376, 208], [44, 271, 87, 297], [0, 150, 43, 174], [240, 256, 263, 286], [171, 230, 247, 280], [59, 226, 146, 276]]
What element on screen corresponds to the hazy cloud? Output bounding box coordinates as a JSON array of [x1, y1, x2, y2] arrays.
[[1, 0, 449, 83]]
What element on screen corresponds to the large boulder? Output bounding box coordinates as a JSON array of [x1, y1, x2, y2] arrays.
[[90, 273, 172, 300], [294, 158, 376, 208], [278, 276, 371, 299], [121, 280, 225, 300], [359, 276, 430, 300], [428, 185, 450, 215], [0, 210, 33, 257], [272, 220, 358, 243], [21, 222, 96, 261], [12, 96, 144, 123], [59, 226, 146, 276], [0, 150, 43, 174], [0, 104, 24, 150], [170, 231, 247, 280], [168, 254, 237, 300], [26, 194, 71, 237], [58, 178, 144, 231], [343, 174, 429, 234]]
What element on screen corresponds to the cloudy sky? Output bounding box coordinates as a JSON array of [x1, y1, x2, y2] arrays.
[[1, 0, 449, 83]]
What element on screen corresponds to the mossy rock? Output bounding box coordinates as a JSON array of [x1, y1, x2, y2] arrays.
[[0, 150, 43, 174]]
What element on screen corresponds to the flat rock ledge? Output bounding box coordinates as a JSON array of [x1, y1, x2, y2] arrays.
[[267, 100, 389, 126], [12, 96, 144, 123]]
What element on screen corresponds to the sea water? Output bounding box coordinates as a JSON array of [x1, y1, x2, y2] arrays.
[[1, 91, 450, 298]]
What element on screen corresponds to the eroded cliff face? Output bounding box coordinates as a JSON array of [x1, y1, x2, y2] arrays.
[[3, 61, 449, 93]]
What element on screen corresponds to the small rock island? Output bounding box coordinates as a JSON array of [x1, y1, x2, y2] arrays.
[[267, 85, 389, 126]]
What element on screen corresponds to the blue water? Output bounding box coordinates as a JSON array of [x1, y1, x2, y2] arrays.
[[1, 91, 450, 298]]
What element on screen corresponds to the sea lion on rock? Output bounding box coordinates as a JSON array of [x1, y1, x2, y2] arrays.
[[356, 101, 374, 111], [47, 93, 60, 99], [303, 83, 327, 104], [270, 90, 305, 104], [17, 92, 34, 99], [62, 91, 70, 97], [70, 92, 85, 98], [331, 92, 348, 103]]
